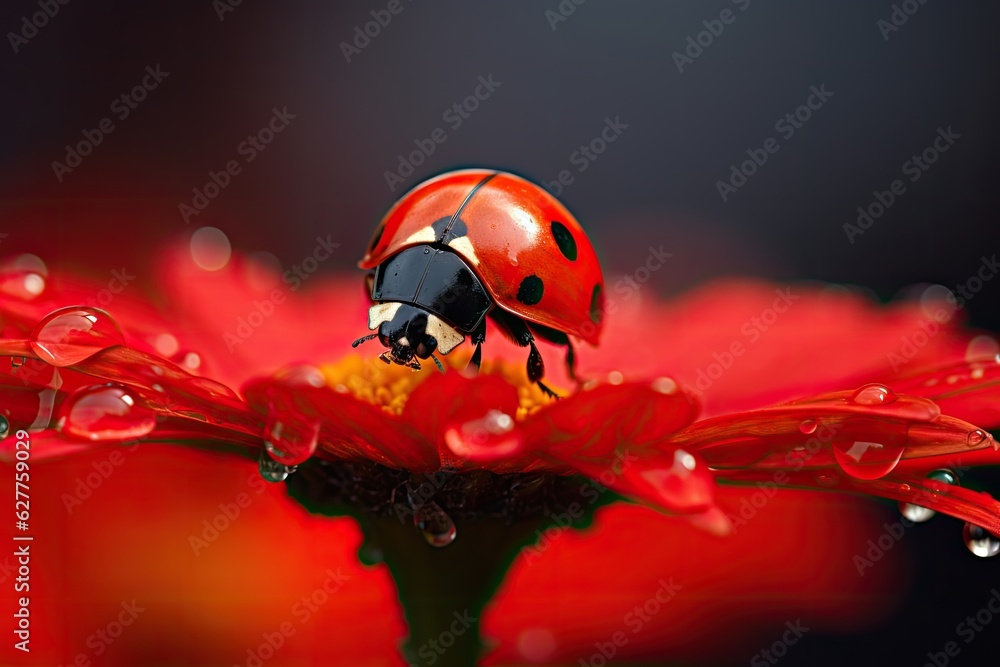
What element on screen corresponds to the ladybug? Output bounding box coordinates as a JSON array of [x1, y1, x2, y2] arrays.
[[353, 169, 605, 397]]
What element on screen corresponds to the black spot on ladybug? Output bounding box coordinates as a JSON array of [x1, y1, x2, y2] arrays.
[[516, 275, 544, 306], [550, 221, 577, 261], [432, 216, 468, 244], [368, 224, 385, 252], [589, 284, 603, 325]]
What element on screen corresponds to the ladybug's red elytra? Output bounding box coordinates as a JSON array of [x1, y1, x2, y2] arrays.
[[354, 169, 605, 397]]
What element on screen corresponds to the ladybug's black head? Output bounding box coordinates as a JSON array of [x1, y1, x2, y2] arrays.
[[355, 302, 465, 371]]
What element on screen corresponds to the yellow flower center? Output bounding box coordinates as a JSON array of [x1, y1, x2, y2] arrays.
[[319, 352, 555, 419]]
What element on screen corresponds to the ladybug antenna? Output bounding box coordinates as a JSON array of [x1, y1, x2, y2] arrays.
[[352, 333, 379, 348], [430, 353, 445, 374]]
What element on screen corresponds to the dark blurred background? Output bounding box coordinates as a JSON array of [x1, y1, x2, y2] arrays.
[[1, 1, 999, 665]]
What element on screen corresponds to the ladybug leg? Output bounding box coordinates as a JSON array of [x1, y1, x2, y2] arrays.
[[564, 338, 578, 383], [464, 321, 487, 376], [490, 311, 559, 399], [527, 322, 583, 387], [527, 340, 559, 399]]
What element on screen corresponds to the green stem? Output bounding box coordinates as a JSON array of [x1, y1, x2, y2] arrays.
[[360, 514, 546, 666]]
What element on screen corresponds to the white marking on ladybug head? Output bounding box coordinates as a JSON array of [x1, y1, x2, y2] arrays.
[[425, 314, 465, 355], [397, 336, 410, 347], [367, 302, 403, 330], [402, 226, 437, 246], [446, 236, 481, 266]]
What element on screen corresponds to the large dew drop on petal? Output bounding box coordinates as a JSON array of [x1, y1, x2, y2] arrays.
[[57, 384, 156, 441], [831, 417, 907, 480], [850, 383, 898, 406], [963, 522, 1000, 558], [444, 409, 522, 461], [264, 415, 320, 466], [30, 306, 125, 367], [832, 438, 905, 480]]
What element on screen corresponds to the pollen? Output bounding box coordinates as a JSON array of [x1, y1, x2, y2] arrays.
[[319, 352, 555, 418]]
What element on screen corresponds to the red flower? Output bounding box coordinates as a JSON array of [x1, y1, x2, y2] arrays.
[[1, 234, 998, 665]]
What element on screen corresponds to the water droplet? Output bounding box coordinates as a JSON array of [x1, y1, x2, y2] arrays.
[[0, 270, 45, 300], [423, 247, 430, 254], [258, 446, 295, 483], [244, 251, 282, 290], [153, 333, 180, 357], [276, 364, 326, 388], [173, 352, 201, 373], [899, 502, 936, 522], [264, 417, 320, 466], [674, 449, 696, 472], [0, 415, 8, 439], [920, 284, 959, 323], [899, 469, 960, 523], [963, 523, 1000, 558], [518, 628, 557, 662], [30, 306, 125, 367], [928, 468, 959, 486], [850, 384, 897, 406], [968, 429, 988, 447], [414, 501, 456, 547], [607, 371, 624, 385], [444, 409, 521, 459], [966, 335, 999, 363], [57, 384, 156, 441], [799, 419, 818, 435], [190, 226, 231, 271], [833, 438, 904, 480], [23, 273, 44, 296], [651, 377, 677, 395], [815, 473, 840, 486]]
